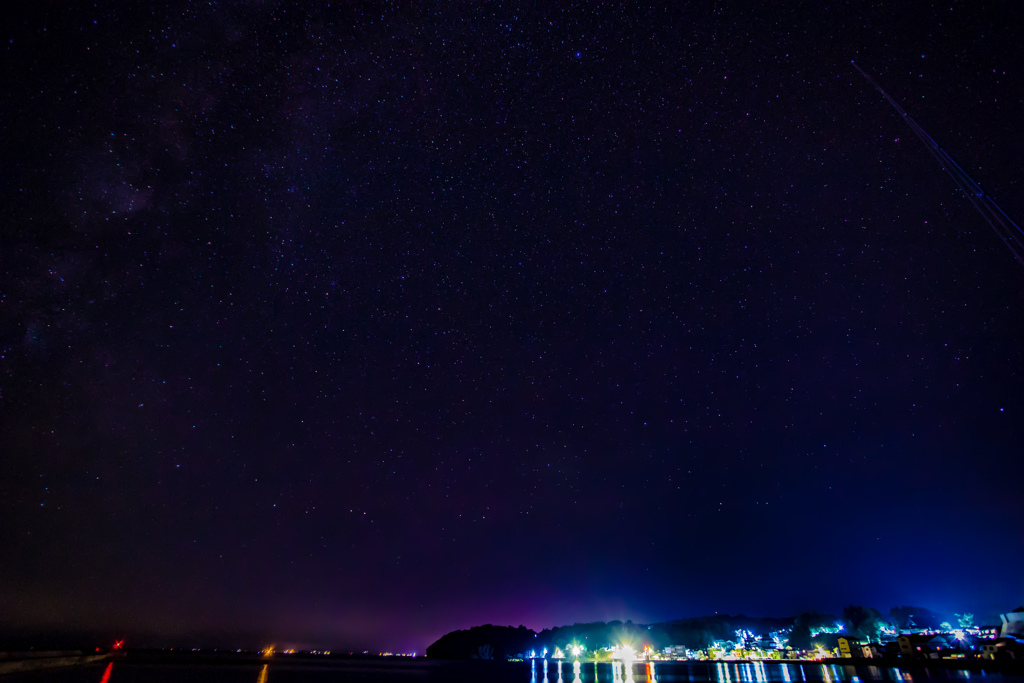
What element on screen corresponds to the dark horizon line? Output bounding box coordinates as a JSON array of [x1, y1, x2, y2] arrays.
[[4, 602, 1020, 654]]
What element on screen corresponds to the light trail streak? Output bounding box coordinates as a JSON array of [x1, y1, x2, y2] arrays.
[[852, 61, 1024, 268]]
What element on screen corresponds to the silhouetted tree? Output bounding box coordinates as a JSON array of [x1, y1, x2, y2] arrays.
[[843, 605, 884, 641], [889, 606, 943, 631], [788, 622, 811, 650]]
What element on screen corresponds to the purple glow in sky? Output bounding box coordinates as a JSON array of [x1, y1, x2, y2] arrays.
[[2, 2, 1023, 654]]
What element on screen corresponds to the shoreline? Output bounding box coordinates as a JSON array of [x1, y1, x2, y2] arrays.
[[0, 652, 110, 676]]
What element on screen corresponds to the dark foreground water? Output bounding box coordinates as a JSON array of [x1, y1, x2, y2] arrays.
[[5, 659, 1024, 683]]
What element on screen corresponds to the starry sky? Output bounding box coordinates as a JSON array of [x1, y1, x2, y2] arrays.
[[2, 2, 1023, 654]]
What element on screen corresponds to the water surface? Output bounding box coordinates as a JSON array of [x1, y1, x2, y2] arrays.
[[6, 658, 1024, 683]]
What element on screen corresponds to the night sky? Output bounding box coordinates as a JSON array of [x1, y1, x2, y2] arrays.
[[2, 2, 1023, 654]]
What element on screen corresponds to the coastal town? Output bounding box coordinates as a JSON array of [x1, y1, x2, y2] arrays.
[[427, 608, 1024, 663], [643, 611, 1021, 662], [555, 611, 1024, 663]]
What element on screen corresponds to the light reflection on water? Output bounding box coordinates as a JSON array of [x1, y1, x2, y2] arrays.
[[524, 661, 988, 683], [34, 658, 1012, 683]]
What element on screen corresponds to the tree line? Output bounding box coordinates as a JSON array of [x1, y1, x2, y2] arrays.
[[425, 606, 965, 660]]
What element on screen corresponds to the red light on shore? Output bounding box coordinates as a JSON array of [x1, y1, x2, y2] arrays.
[[113, 640, 124, 650]]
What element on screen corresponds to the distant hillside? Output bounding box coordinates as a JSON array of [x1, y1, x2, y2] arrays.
[[426, 614, 810, 659], [426, 624, 537, 660], [425, 606, 996, 659]]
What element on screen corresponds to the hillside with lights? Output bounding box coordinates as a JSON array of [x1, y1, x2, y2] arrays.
[[426, 608, 1024, 662]]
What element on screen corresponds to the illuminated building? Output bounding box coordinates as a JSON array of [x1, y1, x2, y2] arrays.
[[837, 637, 863, 659], [897, 634, 953, 660]]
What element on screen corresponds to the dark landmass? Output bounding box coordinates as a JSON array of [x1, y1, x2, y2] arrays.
[[426, 614, 808, 660], [425, 606, 989, 660]]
